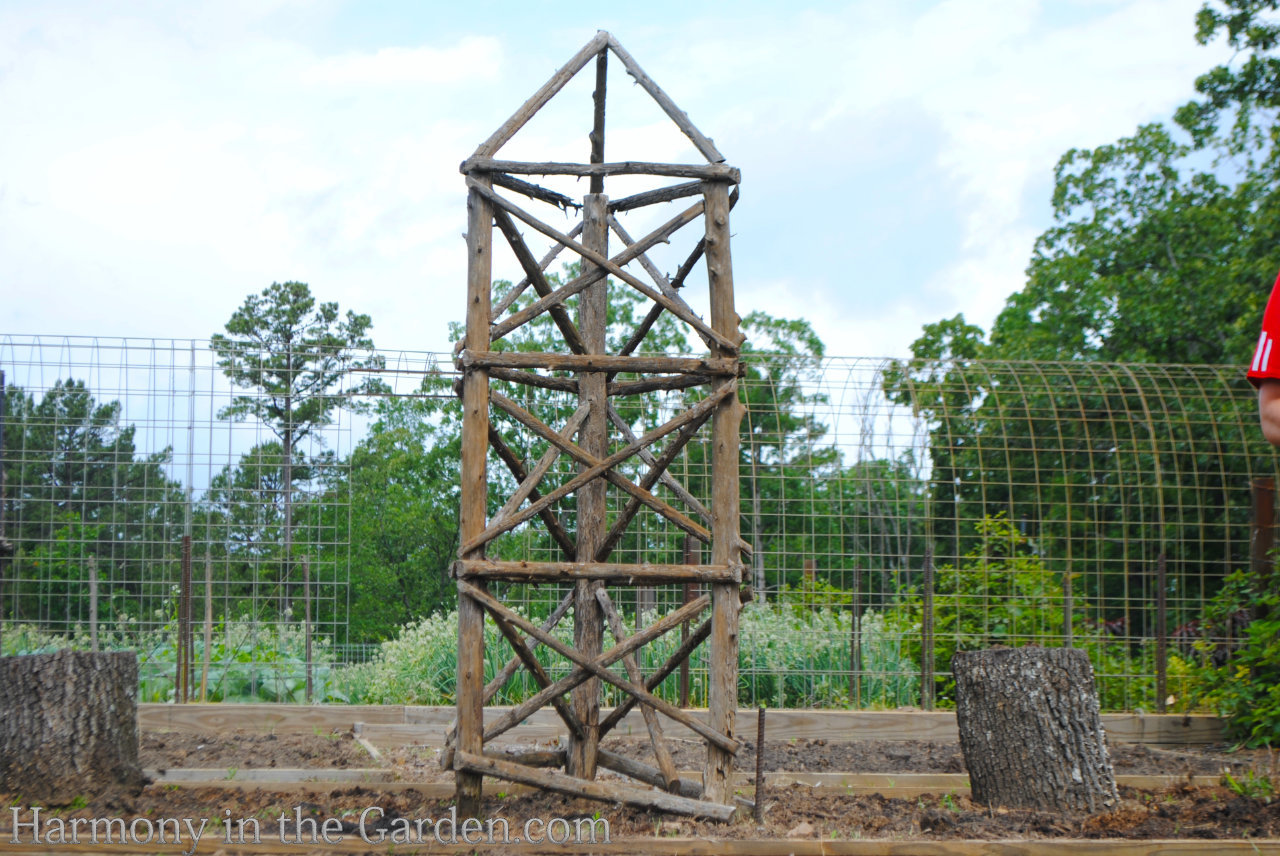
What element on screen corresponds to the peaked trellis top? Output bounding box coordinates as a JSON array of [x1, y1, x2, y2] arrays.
[[465, 31, 729, 166]]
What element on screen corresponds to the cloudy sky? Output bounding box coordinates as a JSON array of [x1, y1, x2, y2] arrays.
[[1, 0, 1233, 359]]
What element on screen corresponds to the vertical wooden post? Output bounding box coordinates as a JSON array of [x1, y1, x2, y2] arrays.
[[589, 49, 607, 196], [636, 584, 656, 622], [680, 535, 696, 708], [179, 535, 192, 702], [456, 176, 493, 817], [1251, 477, 1275, 582], [753, 706, 766, 824], [0, 369, 6, 656], [702, 179, 743, 805], [88, 556, 99, 654], [303, 554, 313, 703], [566, 47, 608, 782], [201, 552, 212, 703], [850, 564, 861, 708], [568, 191, 609, 780], [1155, 552, 1167, 713]]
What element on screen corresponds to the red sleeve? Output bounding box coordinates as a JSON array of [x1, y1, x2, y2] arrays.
[[1248, 270, 1280, 388]]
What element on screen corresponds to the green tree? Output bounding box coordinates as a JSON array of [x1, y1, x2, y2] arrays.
[[735, 312, 836, 595], [884, 2, 1280, 701], [1, 380, 183, 625], [1176, 0, 1280, 155], [210, 282, 384, 615], [343, 377, 462, 643], [199, 441, 329, 617]]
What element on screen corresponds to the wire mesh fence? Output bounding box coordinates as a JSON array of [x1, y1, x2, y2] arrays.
[[0, 336, 356, 703], [0, 334, 1272, 711]]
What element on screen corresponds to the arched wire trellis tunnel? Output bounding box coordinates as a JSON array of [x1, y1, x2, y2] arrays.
[[0, 335, 1273, 713], [486, 354, 1276, 714]]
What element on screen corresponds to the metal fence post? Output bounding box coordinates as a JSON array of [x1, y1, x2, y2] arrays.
[[921, 545, 935, 711]]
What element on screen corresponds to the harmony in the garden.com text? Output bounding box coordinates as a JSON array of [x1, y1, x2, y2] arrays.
[[10, 805, 611, 851]]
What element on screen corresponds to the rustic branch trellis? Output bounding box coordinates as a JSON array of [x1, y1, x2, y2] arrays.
[[447, 31, 748, 820]]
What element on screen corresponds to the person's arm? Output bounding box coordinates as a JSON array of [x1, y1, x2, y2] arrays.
[[1260, 379, 1280, 446]]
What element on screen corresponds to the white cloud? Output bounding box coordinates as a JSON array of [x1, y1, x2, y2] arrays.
[[676, 0, 1232, 348], [0, 0, 1241, 359], [301, 37, 502, 86]]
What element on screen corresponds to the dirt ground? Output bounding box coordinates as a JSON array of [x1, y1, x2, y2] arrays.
[[4, 781, 1279, 843], [41, 731, 1250, 844], [601, 736, 1265, 777], [141, 730, 1269, 778], [141, 729, 374, 770]]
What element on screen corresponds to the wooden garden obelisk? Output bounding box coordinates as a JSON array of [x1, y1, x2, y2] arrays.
[[449, 31, 748, 821]]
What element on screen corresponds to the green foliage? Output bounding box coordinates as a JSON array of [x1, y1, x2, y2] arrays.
[[210, 281, 385, 626], [2, 613, 345, 704], [1177, 0, 1280, 154], [878, 514, 1183, 710], [333, 608, 467, 705], [777, 577, 851, 615], [933, 515, 1071, 668], [1, 380, 185, 625], [853, 609, 921, 708], [166, 618, 344, 704], [210, 282, 385, 439], [1222, 768, 1276, 801], [334, 600, 878, 709], [738, 601, 856, 709], [1194, 566, 1280, 746], [198, 441, 338, 615], [342, 378, 461, 643], [885, 514, 1079, 703], [0, 621, 77, 655], [885, 3, 1280, 627], [994, 123, 1249, 364]]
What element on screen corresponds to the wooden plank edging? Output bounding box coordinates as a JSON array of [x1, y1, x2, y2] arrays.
[[138, 705, 1225, 745], [137, 703, 405, 734], [0, 837, 1276, 855], [147, 768, 1223, 794]]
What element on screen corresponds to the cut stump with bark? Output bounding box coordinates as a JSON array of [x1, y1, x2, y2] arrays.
[[953, 645, 1119, 813], [0, 650, 145, 803]]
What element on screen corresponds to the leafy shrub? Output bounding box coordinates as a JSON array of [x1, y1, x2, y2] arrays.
[[336, 606, 586, 706], [1193, 567, 1280, 746], [335, 609, 466, 705], [148, 618, 345, 704], [738, 601, 851, 708], [881, 513, 1186, 710], [2, 614, 345, 704], [337, 599, 887, 709], [1, 622, 72, 655], [857, 609, 920, 707]]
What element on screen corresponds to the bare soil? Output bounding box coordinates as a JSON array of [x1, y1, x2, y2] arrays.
[[4, 782, 1279, 843], [91, 730, 1280, 844], [601, 736, 1262, 777], [141, 729, 374, 770], [141, 730, 1268, 778]]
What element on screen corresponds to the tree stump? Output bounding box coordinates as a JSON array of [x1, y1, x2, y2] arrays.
[[0, 650, 145, 804], [952, 646, 1118, 812]]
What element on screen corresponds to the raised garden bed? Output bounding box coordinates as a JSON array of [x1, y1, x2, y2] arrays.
[[2, 707, 1276, 854]]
